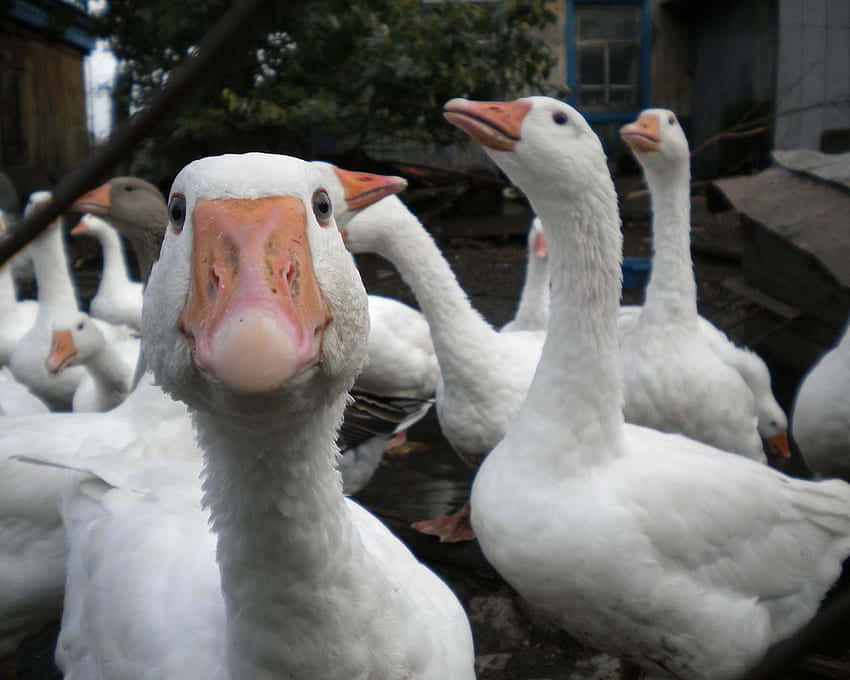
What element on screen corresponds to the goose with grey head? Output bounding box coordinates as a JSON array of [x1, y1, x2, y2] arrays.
[[49, 153, 475, 679], [448, 95, 850, 680], [616, 108, 788, 461], [71, 177, 168, 286], [322, 164, 546, 541]]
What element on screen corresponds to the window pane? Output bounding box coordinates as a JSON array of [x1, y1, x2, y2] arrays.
[[578, 45, 605, 85], [609, 86, 636, 109], [579, 86, 606, 107], [576, 6, 640, 41], [609, 43, 639, 86]]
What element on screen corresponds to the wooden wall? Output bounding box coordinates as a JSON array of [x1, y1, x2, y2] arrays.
[[0, 18, 90, 198]]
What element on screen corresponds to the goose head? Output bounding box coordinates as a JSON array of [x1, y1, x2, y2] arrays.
[[619, 109, 689, 178], [311, 162, 407, 248], [444, 97, 618, 240], [70, 213, 112, 239], [71, 177, 168, 284], [46, 313, 105, 374], [142, 153, 370, 419], [24, 190, 64, 244], [445, 97, 611, 204]]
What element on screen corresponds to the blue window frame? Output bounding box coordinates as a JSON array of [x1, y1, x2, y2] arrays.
[[566, 0, 651, 124]]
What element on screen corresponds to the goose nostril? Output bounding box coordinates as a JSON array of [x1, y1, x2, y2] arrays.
[[208, 267, 221, 299]]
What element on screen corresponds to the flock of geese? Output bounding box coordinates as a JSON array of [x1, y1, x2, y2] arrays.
[[0, 97, 848, 679]]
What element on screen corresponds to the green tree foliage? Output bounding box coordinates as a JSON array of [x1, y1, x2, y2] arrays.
[[95, 0, 561, 181]]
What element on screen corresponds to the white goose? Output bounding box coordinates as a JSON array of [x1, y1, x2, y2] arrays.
[[71, 213, 143, 330], [449, 95, 850, 679], [10, 191, 86, 409], [791, 318, 850, 479], [0, 209, 39, 367], [336, 178, 545, 541], [48, 153, 475, 679], [501, 216, 549, 333], [615, 109, 769, 461], [46, 312, 139, 412]]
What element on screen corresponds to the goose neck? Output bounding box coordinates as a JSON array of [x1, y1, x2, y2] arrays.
[[511, 248, 549, 331], [365, 200, 498, 376], [193, 393, 359, 677], [508, 185, 625, 474], [0, 264, 17, 307], [641, 164, 697, 324], [31, 223, 78, 309], [86, 344, 131, 393], [96, 227, 133, 290]]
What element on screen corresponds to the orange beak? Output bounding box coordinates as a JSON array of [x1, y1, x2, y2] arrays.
[[70, 218, 90, 236], [766, 431, 792, 459], [178, 196, 331, 394], [331, 168, 408, 212], [46, 330, 77, 374], [620, 112, 661, 152], [71, 182, 111, 215], [533, 230, 547, 259], [443, 98, 532, 151]]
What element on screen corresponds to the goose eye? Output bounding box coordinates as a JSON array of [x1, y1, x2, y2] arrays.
[[553, 111, 568, 125], [668, 115, 676, 125], [76, 322, 85, 331], [312, 189, 332, 226], [123, 184, 134, 192], [168, 194, 186, 233]]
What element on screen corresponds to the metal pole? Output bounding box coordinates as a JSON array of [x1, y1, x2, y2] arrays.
[[0, 0, 271, 265]]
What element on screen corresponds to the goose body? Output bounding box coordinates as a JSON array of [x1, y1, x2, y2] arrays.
[[617, 307, 789, 455], [0, 367, 48, 416], [450, 95, 850, 679], [51, 153, 474, 679], [72, 213, 143, 330], [614, 110, 767, 461], [9, 192, 85, 409], [47, 312, 139, 412], [792, 320, 850, 479], [0, 372, 196, 658], [360, 294, 439, 397]]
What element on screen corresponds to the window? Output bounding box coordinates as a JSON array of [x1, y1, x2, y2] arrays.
[[567, 0, 650, 123]]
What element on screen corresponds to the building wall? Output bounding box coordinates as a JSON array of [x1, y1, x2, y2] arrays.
[[775, 0, 850, 150], [649, 0, 690, 117], [686, 0, 777, 177], [0, 19, 90, 196]]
